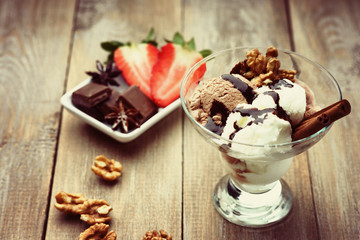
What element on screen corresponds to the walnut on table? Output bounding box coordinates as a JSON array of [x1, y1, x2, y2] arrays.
[[80, 199, 113, 225], [91, 155, 122, 181], [54, 191, 112, 225], [142, 230, 172, 240], [78, 223, 117, 240], [54, 191, 88, 214]]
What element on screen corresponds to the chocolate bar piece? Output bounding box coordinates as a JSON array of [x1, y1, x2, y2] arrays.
[[97, 90, 121, 116], [72, 82, 111, 108], [121, 85, 158, 124]]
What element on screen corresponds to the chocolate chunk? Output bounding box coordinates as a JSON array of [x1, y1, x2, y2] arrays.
[[76, 105, 104, 121], [120, 86, 158, 124], [71, 82, 111, 109], [230, 60, 248, 75], [97, 90, 121, 116]]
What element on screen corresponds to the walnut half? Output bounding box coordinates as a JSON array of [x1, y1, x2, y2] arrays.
[[143, 230, 172, 240], [80, 199, 113, 225], [78, 223, 117, 240], [54, 192, 87, 214], [54, 191, 112, 225], [91, 155, 123, 181]]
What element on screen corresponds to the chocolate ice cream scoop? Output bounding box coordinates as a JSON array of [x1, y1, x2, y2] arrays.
[[188, 74, 256, 125]]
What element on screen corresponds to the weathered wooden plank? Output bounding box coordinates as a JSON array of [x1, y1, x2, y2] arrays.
[[290, 0, 360, 239], [1, 0, 357, 239], [182, 0, 319, 239], [45, 0, 183, 239], [0, 0, 76, 238]]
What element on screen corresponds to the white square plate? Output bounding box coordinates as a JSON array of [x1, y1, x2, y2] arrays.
[[60, 79, 180, 143]]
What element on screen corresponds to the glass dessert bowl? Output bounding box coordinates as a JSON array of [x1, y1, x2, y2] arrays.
[[180, 47, 342, 227]]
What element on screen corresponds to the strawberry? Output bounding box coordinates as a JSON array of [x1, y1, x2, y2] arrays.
[[101, 28, 159, 98], [150, 33, 211, 107]]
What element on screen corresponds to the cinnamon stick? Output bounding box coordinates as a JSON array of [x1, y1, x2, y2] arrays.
[[292, 99, 351, 141]]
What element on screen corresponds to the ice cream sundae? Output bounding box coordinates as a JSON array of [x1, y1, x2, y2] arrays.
[[186, 46, 350, 189]]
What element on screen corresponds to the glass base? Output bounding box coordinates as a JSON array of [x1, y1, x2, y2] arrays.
[[213, 175, 293, 227]]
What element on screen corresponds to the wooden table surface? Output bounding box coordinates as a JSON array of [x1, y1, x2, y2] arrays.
[[1, 0, 359, 239]]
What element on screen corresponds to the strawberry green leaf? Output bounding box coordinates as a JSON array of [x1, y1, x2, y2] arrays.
[[199, 49, 212, 58], [101, 28, 159, 65], [141, 28, 158, 47], [187, 38, 196, 50], [173, 32, 185, 46], [103, 52, 114, 65], [144, 28, 155, 42], [101, 41, 124, 52], [101, 41, 124, 64]]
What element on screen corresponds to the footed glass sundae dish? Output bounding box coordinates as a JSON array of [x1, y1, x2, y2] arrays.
[[180, 47, 350, 227]]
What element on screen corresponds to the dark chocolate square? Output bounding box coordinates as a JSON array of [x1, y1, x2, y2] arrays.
[[97, 90, 121, 116], [71, 82, 111, 108], [121, 86, 158, 124]]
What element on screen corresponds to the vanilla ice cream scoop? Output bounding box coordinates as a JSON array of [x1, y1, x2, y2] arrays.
[[221, 104, 292, 148], [255, 79, 306, 126]]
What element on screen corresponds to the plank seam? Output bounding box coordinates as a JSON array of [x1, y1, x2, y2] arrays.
[[284, 0, 295, 51], [41, 0, 81, 239], [306, 151, 321, 240]]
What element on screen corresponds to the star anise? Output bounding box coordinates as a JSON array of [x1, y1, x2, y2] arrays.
[[104, 99, 140, 133], [86, 60, 121, 86]]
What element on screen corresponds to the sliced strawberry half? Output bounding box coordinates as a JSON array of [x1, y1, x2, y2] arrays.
[[150, 33, 211, 107], [101, 28, 159, 98], [114, 43, 159, 98]]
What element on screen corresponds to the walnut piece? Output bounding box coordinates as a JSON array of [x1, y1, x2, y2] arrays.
[[80, 199, 113, 225], [232, 46, 297, 86], [54, 191, 112, 225], [266, 58, 280, 74], [54, 191, 87, 214], [266, 46, 278, 58], [243, 70, 256, 79], [91, 155, 122, 181], [212, 113, 222, 125], [143, 230, 172, 240], [78, 223, 117, 240], [251, 71, 276, 87], [278, 69, 296, 81], [246, 48, 266, 74]]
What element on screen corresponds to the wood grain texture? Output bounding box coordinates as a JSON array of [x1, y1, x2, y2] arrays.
[[0, 0, 75, 238], [290, 0, 360, 239], [45, 0, 184, 239], [0, 0, 359, 239], [182, 0, 318, 239]]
